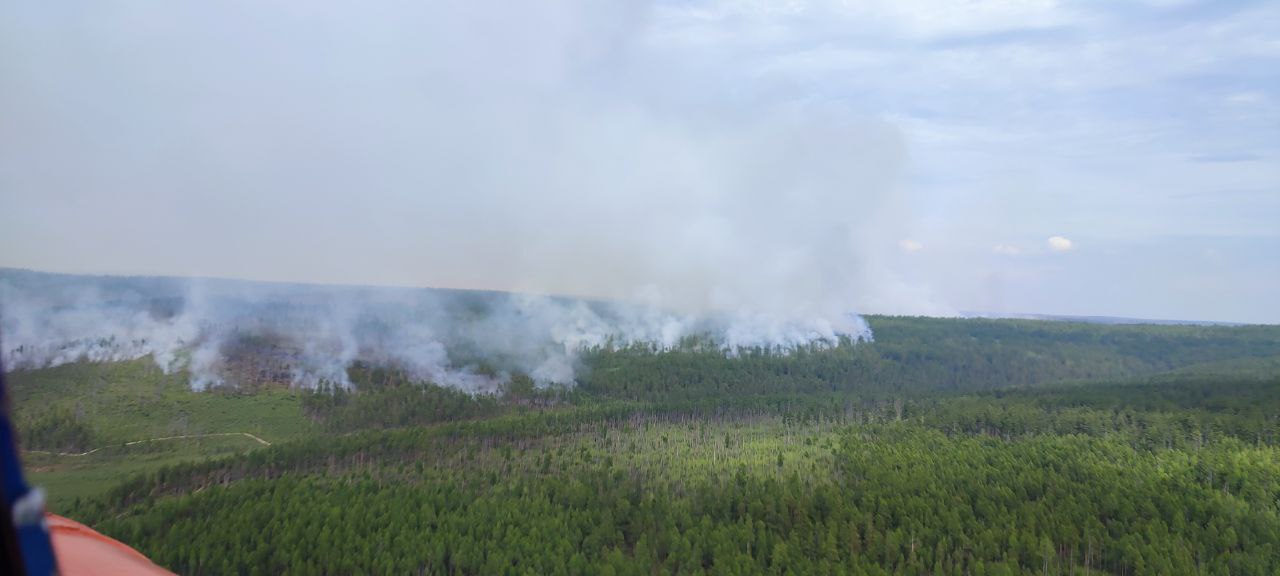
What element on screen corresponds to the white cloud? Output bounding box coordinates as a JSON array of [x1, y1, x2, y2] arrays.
[[992, 243, 1022, 255], [1047, 236, 1074, 252], [899, 239, 924, 253]]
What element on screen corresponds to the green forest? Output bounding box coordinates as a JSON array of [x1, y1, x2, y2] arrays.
[[12, 316, 1280, 575]]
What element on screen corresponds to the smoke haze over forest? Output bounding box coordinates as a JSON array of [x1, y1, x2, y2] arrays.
[[2, 1, 1277, 325], [0, 269, 871, 391]]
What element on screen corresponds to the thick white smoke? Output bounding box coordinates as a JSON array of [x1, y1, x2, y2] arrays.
[[0, 273, 198, 373], [0, 1, 917, 387], [1, 0, 922, 337], [0, 270, 871, 392]]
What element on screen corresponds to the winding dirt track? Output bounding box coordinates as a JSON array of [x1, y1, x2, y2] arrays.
[[25, 432, 272, 457]]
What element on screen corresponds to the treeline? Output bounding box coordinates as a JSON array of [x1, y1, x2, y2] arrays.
[[919, 373, 1280, 449], [300, 363, 506, 432], [14, 317, 1278, 442], [577, 317, 1280, 401]]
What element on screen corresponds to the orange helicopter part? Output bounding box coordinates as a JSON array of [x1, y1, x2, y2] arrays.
[[45, 513, 174, 576]]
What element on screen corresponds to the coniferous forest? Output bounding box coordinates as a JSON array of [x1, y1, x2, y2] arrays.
[[13, 316, 1280, 575]]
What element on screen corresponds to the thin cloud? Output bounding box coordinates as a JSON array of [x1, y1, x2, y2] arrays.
[[1047, 236, 1074, 252], [1225, 91, 1265, 106]]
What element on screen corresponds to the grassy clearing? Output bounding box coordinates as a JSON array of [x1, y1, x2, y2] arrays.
[[9, 358, 314, 508], [25, 435, 272, 510], [8, 358, 314, 445]]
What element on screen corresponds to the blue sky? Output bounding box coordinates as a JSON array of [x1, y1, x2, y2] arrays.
[[1, 0, 1277, 323]]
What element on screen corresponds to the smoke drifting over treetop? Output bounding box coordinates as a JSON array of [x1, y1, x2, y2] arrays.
[[0, 269, 870, 392]]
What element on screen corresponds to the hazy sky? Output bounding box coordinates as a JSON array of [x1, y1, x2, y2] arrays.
[[2, 0, 1277, 323]]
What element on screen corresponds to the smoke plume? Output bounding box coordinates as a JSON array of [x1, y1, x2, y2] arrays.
[[0, 1, 921, 389], [0, 269, 870, 392]]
